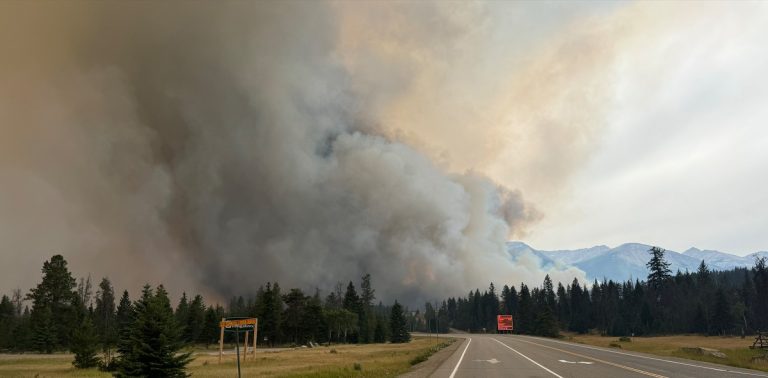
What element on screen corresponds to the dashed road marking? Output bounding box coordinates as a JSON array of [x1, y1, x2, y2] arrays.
[[508, 337, 668, 378]]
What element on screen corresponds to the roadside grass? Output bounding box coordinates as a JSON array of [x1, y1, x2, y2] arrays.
[[408, 338, 455, 366], [562, 333, 768, 373], [0, 337, 450, 377]]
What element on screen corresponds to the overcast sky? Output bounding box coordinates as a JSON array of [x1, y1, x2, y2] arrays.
[[511, 2, 768, 255]]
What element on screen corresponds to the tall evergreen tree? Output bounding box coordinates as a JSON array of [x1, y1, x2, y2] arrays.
[[359, 274, 376, 343], [0, 295, 14, 350], [517, 284, 534, 334], [282, 288, 307, 344], [94, 278, 117, 366], [71, 316, 99, 369], [184, 295, 205, 344], [115, 285, 192, 378], [389, 301, 410, 343], [174, 293, 189, 339], [753, 257, 768, 331], [200, 306, 221, 348], [647, 246, 672, 292], [114, 290, 134, 371], [711, 288, 733, 335], [26, 255, 78, 351], [258, 282, 283, 346]]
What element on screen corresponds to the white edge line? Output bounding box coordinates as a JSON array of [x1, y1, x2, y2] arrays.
[[448, 337, 472, 378], [493, 338, 564, 378], [514, 335, 768, 377]]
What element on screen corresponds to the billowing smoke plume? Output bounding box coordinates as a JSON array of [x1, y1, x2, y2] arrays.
[[0, 2, 586, 304]]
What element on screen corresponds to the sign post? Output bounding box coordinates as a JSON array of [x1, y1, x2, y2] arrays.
[[497, 315, 514, 333], [219, 317, 258, 378]]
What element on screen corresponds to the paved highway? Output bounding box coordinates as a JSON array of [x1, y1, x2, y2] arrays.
[[429, 334, 768, 378]]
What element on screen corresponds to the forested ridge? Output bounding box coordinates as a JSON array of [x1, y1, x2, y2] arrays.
[[426, 247, 768, 338]]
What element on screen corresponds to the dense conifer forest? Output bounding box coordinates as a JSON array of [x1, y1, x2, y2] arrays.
[[429, 247, 768, 338], [0, 247, 766, 373]]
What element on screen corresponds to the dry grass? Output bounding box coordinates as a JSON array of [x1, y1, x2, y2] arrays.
[[562, 333, 768, 372], [0, 337, 449, 377]]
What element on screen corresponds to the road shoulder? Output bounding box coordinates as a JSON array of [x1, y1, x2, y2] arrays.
[[401, 337, 463, 378]]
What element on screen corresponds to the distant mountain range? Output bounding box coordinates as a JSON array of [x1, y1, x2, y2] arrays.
[[507, 241, 768, 283]]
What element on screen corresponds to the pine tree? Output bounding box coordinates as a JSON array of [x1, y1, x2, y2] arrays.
[[115, 285, 192, 377], [753, 257, 768, 331], [711, 288, 733, 335], [302, 291, 326, 343], [185, 295, 205, 344], [389, 301, 410, 343], [359, 274, 376, 343], [0, 295, 14, 349], [71, 316, 100, 368], [30, 305, 55, 353], [373, 317, 386, 343], [647, 247, 672, 292], [532, 306, 559, 338], [27, 255, 78, 351], [10, 307, 32, 352], [94, 278, 117, 367], [200, 306, 220, 348], [517, 284, 534, 334], [282, 288, 307, 344], [174, 292, 189, 340], [114, 290, 134, 369]]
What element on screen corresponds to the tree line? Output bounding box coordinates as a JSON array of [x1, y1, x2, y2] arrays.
[[0, 255, 410, 375], [422, 247, 768, 337]]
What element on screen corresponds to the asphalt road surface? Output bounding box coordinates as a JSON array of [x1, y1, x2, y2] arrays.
[[430, 334, 768, 378]]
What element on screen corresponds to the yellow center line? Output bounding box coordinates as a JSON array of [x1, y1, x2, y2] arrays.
[[507, 337, 668, 378]]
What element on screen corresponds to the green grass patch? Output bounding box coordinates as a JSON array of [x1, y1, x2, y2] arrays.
[[409, 339, 455, 366]]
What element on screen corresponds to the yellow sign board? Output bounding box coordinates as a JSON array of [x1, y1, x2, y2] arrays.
[[220, 318, 257, 329]]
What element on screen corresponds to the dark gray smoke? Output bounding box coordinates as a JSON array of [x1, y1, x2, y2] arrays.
[[0, 2, 584, 304]]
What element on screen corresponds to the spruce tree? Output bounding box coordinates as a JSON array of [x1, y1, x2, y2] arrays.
[[373, 317, 386, 343], [711, 288, 733, 335], [517, 284, 534, 334], [71, 316, 100, 368], [389, 301, 410, 343], [94, 278, 117, 367], [185, 295, 205, 344], [27, 255, 78, 351], [647, 247, 672, 292], [114, 290, 134, 369], [200, 306, 220, 348], [0, 295, 14, 349], [532, 306, 559, 338], [115, 285, 192, 377], [174, 293, 189, 340], [359, 274, 376, 343]]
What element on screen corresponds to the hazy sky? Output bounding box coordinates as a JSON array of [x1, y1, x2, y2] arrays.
[[336, 1, 768, 256], [514, 2, 768, 255]]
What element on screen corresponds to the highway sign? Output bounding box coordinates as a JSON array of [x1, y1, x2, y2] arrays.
[[497, 315, 514, 331]]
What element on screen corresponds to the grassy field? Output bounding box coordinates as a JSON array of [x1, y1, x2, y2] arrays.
[[563, 333, 768, 372], [0, 337, 454, 377]]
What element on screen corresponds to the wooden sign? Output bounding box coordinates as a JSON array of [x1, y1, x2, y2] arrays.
[[220, 318, 257, 330], [219, 317, 258, 364]]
